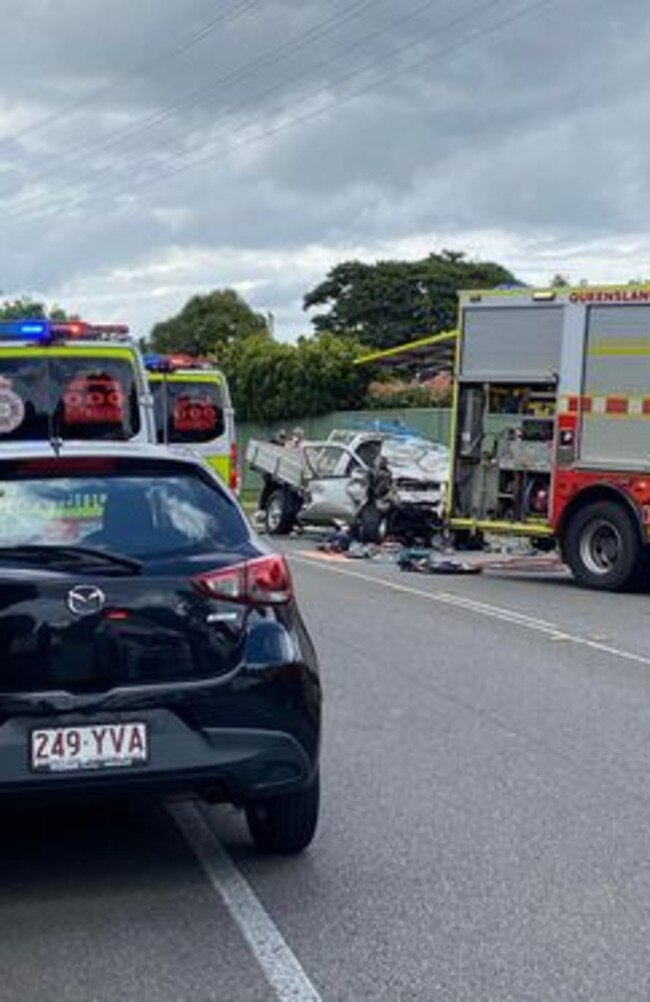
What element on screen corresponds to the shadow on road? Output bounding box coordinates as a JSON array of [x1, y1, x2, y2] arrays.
[[0, 798, 198, 902]]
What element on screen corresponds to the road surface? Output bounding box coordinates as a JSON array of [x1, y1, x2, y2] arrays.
[[3, 539, 650, 1001]]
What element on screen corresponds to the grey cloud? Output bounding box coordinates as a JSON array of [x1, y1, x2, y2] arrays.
[[1, 0, 650, 336]]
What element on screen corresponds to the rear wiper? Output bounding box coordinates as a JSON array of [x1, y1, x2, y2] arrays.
[[0, 544, 142, 574]]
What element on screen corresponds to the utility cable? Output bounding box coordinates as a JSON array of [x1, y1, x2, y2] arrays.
[[0, 0, 469, 223], [5, 0, 558, 226], [2, 0, 260, 144], [1, 0, 380, 217]]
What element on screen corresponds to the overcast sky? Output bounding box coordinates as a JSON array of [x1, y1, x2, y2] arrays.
[[0, 0, 648, 339]]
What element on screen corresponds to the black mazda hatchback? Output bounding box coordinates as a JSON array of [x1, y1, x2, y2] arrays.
[[0, 443, 321, 853]]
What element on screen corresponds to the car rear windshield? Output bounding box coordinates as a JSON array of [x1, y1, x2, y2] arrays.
[[150, 379, 225, 444], [0, 461, 248, 556], [0, 355, 141, 441]]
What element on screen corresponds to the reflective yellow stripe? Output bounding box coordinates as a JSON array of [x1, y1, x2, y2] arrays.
[[589, 337, 650, 357], [148, 372, 223, 385], [0, 346, 137, 360], [450, 518, 554, 536], [205, 453, 231, 483]]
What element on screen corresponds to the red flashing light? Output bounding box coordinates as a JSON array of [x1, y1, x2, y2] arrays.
[[50, 322, 86, 338]]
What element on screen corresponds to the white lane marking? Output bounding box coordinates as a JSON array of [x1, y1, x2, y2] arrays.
[[169, 801, 322, 1002], [291, 555, 650, 669]]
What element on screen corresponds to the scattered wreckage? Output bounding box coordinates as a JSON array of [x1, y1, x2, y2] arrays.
[[246, 430, 449, 544]]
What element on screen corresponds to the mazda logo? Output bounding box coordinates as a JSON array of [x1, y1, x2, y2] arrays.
[[67, 585, 106, 616]]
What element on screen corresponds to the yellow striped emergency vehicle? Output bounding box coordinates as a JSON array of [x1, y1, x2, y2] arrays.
[[0, 319, 155, 445], [144, 354, 237, 492]]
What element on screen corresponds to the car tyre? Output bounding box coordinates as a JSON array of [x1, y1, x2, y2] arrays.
[[264, 489, 296, 535], [563, 500, 642, 591], [245, 770, 319, 854]]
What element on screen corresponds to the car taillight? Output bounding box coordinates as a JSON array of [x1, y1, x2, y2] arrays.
[[193, 554, 292, 605], [229, 441, 239, 493]]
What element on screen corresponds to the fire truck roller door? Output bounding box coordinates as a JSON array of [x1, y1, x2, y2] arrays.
[[579, 305, 650, 469], [460, 305, 563, 382]]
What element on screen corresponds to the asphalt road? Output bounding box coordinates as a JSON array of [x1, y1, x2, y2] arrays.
[[3, 539, 650, 1001]]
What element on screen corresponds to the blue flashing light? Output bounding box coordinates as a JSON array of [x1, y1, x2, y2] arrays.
[[343, 416, 425, 439], [0, 319, 50, 342], [144, 353, 166, 371]]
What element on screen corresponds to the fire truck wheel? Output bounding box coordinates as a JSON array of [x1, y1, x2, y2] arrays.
[[451, 529, 484, 552], [264, 489, 296, 535], [563, 500, 642, 591]]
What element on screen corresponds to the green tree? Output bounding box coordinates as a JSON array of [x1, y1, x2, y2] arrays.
[[227, 332, 369, 423], [149, 289, 270, 357], [0, 297, 70, 320], [303, 250, 518, 350]]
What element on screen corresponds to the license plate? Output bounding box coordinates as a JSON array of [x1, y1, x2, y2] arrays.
[[30, 722, 148, 773]]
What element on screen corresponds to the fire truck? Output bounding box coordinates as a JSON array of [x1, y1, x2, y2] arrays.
[[448, 282, 650, 590]]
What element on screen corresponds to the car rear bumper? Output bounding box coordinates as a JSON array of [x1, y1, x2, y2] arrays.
[[0, 709, 316, 806]]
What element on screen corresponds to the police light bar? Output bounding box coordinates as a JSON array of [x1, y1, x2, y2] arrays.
[[50, 321, 131, 339], [144, 353, 213, 373], [0, 319, 130, 344]]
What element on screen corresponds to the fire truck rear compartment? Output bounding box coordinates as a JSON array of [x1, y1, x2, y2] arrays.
[[454, 381, 556, 525]]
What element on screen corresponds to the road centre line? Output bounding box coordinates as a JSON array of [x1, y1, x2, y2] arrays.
[[169, 802, 322, 1002], [291, 555, 650, 670]]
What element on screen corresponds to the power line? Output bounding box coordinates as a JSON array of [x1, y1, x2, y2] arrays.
[[2, 0, 260, 144], [1, 0, 380, 218], [0, 0, 462, 224], [6, 0, 558, 228], [3, 0, 377, 193], [149, 0, 559, 194]]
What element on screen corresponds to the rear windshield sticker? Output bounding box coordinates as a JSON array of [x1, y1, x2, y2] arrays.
[[0, 380, 26, 433], [172, 396, 217, 433], [63, 375, 126, 425]]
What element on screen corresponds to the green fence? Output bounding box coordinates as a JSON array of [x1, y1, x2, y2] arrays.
[[237, 407, 453, 494]]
